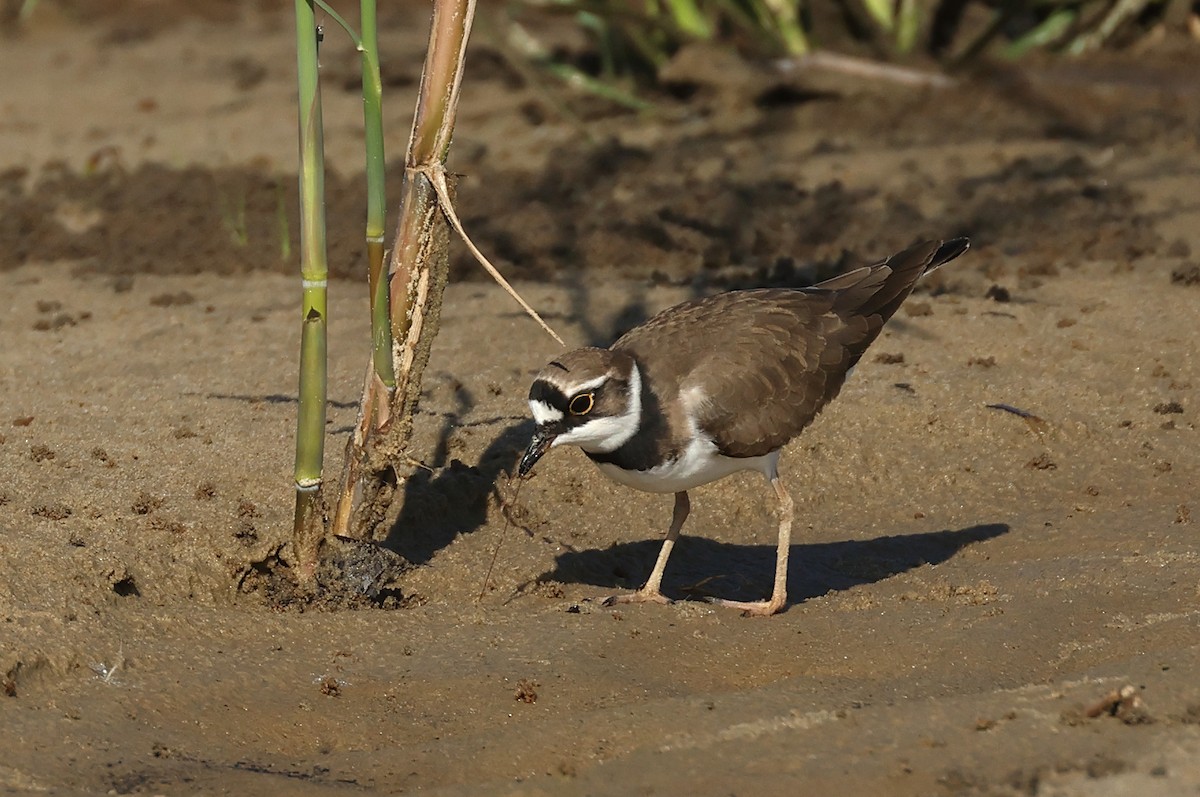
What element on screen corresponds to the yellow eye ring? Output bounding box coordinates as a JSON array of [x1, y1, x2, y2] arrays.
[[569, 393, 594, 415]]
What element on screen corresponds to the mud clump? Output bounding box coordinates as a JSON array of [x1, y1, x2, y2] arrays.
[[1170, 264, 1200, 286], [240, 537, 412, 611]]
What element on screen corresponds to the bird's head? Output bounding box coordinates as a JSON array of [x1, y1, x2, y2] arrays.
[[519, 348, 641, 476]]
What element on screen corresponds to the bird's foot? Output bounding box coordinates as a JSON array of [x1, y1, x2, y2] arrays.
[[602, 588, 673, 607], [707, 596, 786, 617]]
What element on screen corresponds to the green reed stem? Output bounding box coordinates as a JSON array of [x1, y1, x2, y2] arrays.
[[312, 0, 394, 391], [292, 0, 330, 575], [359, 0, 395, 392]]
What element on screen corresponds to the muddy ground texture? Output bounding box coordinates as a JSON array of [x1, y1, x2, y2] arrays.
[[2, 2, 1199, 795]]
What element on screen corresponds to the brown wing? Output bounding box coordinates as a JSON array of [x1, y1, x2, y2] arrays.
[[613, 239, 964, 458]]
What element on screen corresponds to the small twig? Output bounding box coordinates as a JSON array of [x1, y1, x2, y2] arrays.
[[1084, 684, 1139, 718], [985, 402, 1037, 419], [479, 473, 527, 601], [986, 402, 1049, 436], [775, 51, 957, 88], [418, 163, 566, 346]]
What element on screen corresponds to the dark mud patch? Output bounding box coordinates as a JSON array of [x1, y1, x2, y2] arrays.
[[0, 122, 1164, 292]]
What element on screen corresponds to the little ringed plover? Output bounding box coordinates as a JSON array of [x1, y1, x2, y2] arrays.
[[519, 237, 970, 616]]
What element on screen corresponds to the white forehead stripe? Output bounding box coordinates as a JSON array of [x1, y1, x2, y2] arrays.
[[529, 400, 563, 425], [546, 372, 611, 396]]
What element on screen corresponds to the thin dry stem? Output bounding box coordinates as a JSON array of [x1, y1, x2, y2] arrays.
[[776, 52, 956, 88], [417, 162, 565, 346]]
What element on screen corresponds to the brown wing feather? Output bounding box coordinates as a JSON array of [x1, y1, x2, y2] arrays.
[[613, 239, 965, 459]]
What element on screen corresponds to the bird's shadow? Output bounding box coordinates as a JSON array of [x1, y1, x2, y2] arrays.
[[537, 523, 1009, 608]]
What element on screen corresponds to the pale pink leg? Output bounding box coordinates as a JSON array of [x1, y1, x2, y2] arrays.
[[604, 491, 689, 607], [710, 476, 793, 616]]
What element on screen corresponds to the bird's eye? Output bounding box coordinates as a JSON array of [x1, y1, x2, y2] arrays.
[[569, 393, 594, 415]]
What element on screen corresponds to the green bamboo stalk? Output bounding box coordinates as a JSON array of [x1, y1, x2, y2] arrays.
[[359, 0, 395, 394], [312, 0, 394, 392], [311, 0, 399, 539], [292, 0, 330, 581]]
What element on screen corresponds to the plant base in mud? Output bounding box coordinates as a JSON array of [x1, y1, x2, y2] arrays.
[[239, 536, 412, 611]]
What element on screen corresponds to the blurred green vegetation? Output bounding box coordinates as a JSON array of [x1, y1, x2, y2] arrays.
[[505, 0, 1186, 96]]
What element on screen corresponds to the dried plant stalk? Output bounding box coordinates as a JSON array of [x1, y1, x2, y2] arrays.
[[333, 0, 564, 541], [338, 0, 476, 539]]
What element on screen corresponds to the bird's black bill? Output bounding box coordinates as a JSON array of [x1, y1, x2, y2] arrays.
[[519, 427, 556, 476]]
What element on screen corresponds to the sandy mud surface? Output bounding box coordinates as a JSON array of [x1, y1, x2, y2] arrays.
[[1, 3, 1198, 794]]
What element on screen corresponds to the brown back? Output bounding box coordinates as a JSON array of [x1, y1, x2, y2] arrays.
[[613, 239, 966, 458]]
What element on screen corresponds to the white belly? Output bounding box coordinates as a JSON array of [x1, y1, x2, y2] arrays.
[[593, 437, 779, 494]]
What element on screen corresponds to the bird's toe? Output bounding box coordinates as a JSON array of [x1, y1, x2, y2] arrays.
[[707, 596, 786, 617], [603, 589, 673, 607]]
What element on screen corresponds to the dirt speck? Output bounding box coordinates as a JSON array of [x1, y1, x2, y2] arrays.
[[32, 313, 79, 330], [1169, 264, 1200, 286], [1025, 453, 1057, 471], [149, 291, 196, 307], [149, 516, 187, 535], [131, 492, 163, 515], [984, 285, 1011, 302], [515, 679, 539, 704], [109, 569, 140, 597], [234, 521, 258, 544]]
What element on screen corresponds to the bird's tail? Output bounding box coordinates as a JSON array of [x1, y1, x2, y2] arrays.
[[822, 237, 970, 321], [924, 237, 971, 275]]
